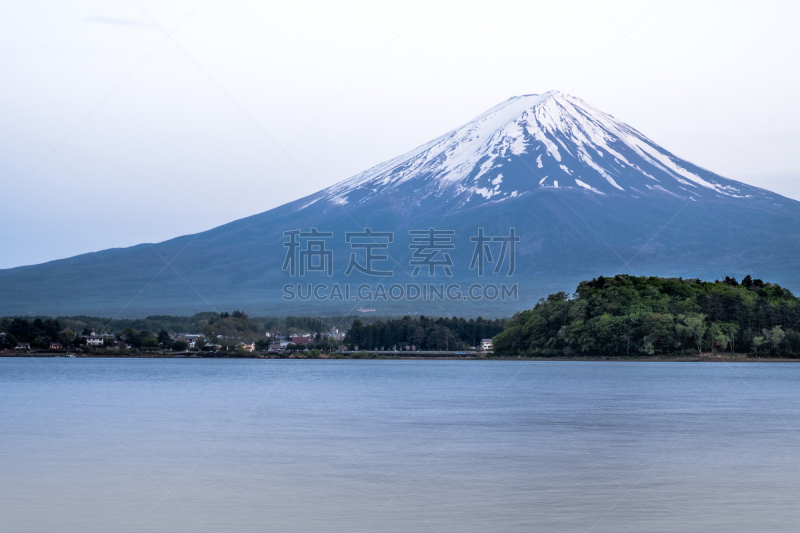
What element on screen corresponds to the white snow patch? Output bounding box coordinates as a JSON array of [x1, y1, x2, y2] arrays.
[[536, 154, 543, 168], [559, 164, 572, 175], [527, 123, 562, 161], [473, 185, 502, 199], [575, 179, 605, 195], [578, 150, 624, 190], [491, 174, 503, 185], [472, 158, 495, 181], [646, 184, 683, 198]]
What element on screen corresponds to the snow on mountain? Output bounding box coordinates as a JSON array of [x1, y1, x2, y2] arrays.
[[302, 91, 771, 212]]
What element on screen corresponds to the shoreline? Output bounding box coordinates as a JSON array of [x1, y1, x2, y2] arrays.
[[2, 352, 797, 362]]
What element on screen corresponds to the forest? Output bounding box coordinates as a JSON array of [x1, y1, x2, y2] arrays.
[[344, 315, 505, 351], [493, 275, 800, 357]]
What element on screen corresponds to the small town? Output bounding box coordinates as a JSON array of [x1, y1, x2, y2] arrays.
[[0, 312, 501, 357]]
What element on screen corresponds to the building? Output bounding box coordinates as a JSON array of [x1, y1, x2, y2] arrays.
[[49, 342, 63, 350], [16, 342, 31, 350], [174, 334, 201, 348], [291, 335, 311, 345], [481, 338, 493, 351], [267, 341, 291, 352], [324, 327, 346, 341], [241, 342, 255, 352]]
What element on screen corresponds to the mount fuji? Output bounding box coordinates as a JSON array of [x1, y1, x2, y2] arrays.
[[2, 91, 799, 317]]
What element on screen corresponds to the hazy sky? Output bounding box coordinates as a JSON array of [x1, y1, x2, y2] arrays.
[[1, 0, 799, 269]]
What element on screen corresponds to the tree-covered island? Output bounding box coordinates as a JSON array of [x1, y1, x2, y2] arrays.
[[493, 274, 800, 357]]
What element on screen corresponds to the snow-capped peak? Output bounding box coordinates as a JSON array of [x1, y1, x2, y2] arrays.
[[304, 91, 770, 211]]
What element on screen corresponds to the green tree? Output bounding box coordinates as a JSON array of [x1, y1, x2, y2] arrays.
[[58, 329, 76, 347], [141, 338, 158, 349], [763, 326, 785, 351], [752, 336, 766, 353], [677, 314, 707, 354], [720, 323, 740, 353], [157, 329, 172, 347], [708, 323, 729, 353]]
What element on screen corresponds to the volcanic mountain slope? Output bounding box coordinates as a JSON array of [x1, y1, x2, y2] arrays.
[[306, 91, 778, 209], [1, 92, 798, 317]]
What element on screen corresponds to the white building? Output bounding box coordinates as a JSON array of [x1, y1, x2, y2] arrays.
[[481, 338, 493, 351], [177, 334, 203, 348]]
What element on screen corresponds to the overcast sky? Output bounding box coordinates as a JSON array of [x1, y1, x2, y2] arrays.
[[1, 0, 799, 269]]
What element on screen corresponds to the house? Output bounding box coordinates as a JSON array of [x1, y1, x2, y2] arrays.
[[174, 334, 201, 348], [241, 342, 255, 352], [16, 342, 31, 350], [323, 328, 346, 341], [49, 342, 63, 350], [481, 338, 493, 351], [178, 334, 202, 348], [291, 335, 311, 345], [83, 334, 105, 346], [268, 342, 283, 352]]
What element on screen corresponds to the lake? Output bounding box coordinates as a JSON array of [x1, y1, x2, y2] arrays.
[[1, 359, 799, 532]]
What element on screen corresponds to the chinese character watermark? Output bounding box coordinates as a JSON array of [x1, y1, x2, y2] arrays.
[[469, 227, 518, 276], [345, 228, 394, 277], [408, 228, 455, 276], [282, 228, 334, 276]]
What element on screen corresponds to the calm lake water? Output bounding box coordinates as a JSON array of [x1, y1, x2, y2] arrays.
[[1, 359, 799, 532]]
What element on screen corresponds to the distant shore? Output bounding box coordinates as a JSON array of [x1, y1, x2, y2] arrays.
[[2, 352, 798, 362]]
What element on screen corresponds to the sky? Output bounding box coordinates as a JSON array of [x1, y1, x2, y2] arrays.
[[1, 0, 799, 269]]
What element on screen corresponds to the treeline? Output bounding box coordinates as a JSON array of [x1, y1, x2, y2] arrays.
[[2, 313, 396, 340], [345, 316, 506, 351], [56, 313, 218, 337], [1, 311, 503, 353], [0, 317, 65, 348], [493, 275, 800, 357], [0, 315, 194, 351]]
